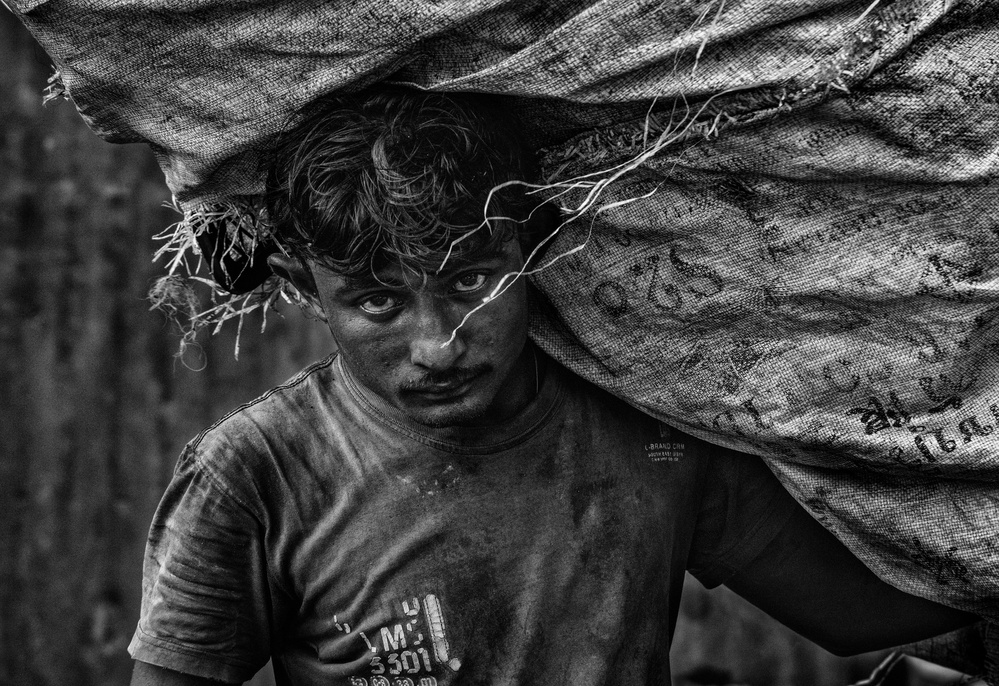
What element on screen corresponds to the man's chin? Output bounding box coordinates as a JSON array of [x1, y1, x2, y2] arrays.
[[402, 397, 492, 428]]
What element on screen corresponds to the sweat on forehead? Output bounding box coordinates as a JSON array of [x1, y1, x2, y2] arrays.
[[264, 89, 533, 281]]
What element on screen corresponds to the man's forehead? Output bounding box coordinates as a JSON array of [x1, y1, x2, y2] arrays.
[[331, 245, 511, 291]]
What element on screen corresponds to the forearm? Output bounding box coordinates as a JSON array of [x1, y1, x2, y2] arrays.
[[725, 505, 979, 656]]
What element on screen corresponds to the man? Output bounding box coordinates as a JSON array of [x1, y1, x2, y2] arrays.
[[128, 90, 977, 686]]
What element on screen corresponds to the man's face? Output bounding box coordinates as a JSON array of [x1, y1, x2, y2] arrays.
[[310, 238, 534, 427]]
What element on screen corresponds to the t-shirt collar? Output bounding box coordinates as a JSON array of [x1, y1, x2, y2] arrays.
[[335, 348, 563, 454]]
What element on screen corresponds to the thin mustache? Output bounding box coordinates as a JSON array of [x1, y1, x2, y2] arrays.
[[402, 364, 491, 392]]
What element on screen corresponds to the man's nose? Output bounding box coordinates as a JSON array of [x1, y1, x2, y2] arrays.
[[409, 302, 467, 370]]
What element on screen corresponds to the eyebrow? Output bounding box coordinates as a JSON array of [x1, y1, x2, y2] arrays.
[[436, 249, 507, 273], [338, 275, 408, 293], [340, 250, 509, 292]]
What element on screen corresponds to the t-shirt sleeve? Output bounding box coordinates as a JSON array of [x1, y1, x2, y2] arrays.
[[686, 446, 800, 589], [128, 444, 274, 683]]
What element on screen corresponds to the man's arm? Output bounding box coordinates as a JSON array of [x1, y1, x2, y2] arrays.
[[131, 660, 235, 686], [724, 502, 979, 656]]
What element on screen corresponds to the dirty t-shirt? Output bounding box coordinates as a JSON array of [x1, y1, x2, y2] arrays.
[[128, 354, 797, 685]]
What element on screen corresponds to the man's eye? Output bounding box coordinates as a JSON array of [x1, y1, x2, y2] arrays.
[[452, 273, 488, 293], [358, 294, 400, 314]]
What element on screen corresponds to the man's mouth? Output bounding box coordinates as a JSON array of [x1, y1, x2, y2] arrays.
[[402, 365, 491, 397]]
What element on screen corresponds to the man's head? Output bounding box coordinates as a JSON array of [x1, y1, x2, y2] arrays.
[[266, 89, 538, 278], [266, 90, 546, 427]]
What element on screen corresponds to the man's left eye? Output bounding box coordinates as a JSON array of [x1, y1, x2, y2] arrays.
[[452, 273, 488, 293]]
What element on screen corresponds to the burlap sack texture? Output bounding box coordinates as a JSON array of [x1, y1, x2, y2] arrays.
[[526, 4, 999, 677], [9, 0, 998, 679]]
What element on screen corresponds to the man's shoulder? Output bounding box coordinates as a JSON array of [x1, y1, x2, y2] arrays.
[[182, 354, 349, 476], [550, 358, 664, 430], [548, 355, 753, 473], [204, 353, 339, 435]]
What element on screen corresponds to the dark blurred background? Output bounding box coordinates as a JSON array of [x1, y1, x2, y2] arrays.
[[0, 9, 889, 685]]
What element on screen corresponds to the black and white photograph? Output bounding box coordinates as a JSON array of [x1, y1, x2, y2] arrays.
[[1, 1, 996, 685]]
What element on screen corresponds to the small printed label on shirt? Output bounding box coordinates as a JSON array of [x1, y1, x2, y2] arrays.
[[646, 442, 685, 462], [347, 593, 461, 686], [648, 424, 684, 462]]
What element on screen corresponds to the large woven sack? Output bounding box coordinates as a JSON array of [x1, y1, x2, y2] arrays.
[[10, 0, 998, 679], [530, 0, 999, 621], [9, 0, 952, 207]]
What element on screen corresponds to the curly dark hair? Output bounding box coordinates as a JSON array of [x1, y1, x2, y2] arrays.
[[265, 89, 541, 280]]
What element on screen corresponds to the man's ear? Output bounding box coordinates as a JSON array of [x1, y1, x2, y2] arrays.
[[268, 253, 319, 301]]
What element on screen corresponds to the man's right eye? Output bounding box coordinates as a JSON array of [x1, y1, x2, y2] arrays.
[[358, 294, 401, 314]]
